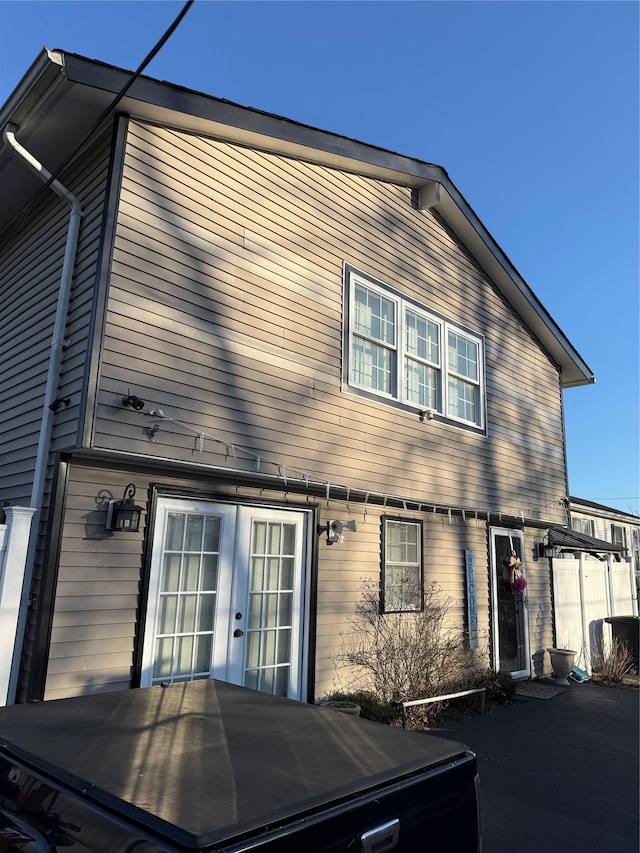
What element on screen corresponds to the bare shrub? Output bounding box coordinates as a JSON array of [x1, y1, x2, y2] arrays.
[[332, 577, 478, 705], [592, 637, 635, 685]]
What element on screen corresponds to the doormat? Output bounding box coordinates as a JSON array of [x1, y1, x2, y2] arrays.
[[515, 681, 569, 700]]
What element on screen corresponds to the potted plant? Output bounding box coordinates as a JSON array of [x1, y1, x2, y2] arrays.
[[547, 648, 577, 686]]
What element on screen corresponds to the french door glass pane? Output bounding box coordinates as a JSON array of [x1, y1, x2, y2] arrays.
[[244, 521, 296, 697], [152, 513, 221, 685]]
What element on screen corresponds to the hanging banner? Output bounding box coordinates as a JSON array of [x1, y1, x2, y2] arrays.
[[465, 549, 479, 649]]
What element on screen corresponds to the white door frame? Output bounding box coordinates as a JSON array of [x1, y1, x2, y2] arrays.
[[489, 527, 530, 679], [141, 497, 311, 700]]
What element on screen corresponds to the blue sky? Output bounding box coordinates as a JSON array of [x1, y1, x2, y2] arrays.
[[1, 0, 638, 514]]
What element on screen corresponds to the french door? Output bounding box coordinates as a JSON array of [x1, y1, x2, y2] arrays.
[[490, 528, 530, 679], [141, 499, 309, 700]]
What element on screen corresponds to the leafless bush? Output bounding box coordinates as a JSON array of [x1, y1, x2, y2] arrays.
[[591, 637, 636, 685], [332, 578, 478, 705]]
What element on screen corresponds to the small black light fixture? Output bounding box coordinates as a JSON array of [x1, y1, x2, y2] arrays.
[[122, 395, 146, 411], [106, 484, 143, 532], [537, 537, 555, 560]]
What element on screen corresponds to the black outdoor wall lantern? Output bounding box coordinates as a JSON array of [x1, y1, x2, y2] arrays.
[[106, 484, 143, 532]]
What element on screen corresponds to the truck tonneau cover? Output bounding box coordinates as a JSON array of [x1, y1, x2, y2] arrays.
[[0, 680, 471, 849]]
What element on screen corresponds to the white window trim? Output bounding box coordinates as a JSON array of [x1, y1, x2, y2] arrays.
[[382, 517, 424, 613], [345, 266, 486, 429]]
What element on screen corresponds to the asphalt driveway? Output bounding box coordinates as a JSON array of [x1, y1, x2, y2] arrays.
[[430, 682, 639, 853]]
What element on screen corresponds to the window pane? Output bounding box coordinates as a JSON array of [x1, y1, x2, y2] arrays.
[[268, 523, 282, 555], [244, 669, 259, 690], [246, 631, 260, 668], [281, 524, 296, 556], [405, 358, 437, 408], [275, 666, 289, 697], [354, 284, 395, 344], [202, 516, 221, 552], [181, 555, 200, 591], [448, 332, 478, 381], [185, 515, 204, 551], [352, 336, 394, 394], [251, 556, 265, 590], [161, 554, 181, 592], [265, 557, 280, 590], [448, 376, 477, 423], [248, 592, 262, 628], [175, 636, 193, 676], [194, 635, 212, 674], [165, 513, 185, 551], [157, 595, 177, 635], [278, 593, 292, 627], [406, 311, 439, 363], [277, 629, 291, 664], [153, 637, 174, 678], [263, 594, 278, 628], [197, 594, 216, 632], [261, 630, 276, 666], [201, 555, 218, 591], [177, 595, 197, 633]]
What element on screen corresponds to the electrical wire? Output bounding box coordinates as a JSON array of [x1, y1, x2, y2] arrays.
[[0, 0, 194, 250]]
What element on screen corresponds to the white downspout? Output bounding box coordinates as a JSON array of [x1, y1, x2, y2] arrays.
[[2, 122, 84, 703]]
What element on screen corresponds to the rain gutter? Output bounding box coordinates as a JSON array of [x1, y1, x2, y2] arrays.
[[2, 122, 84, 703]]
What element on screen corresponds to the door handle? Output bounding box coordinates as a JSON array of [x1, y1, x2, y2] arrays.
[[233, 628, 244, 638]]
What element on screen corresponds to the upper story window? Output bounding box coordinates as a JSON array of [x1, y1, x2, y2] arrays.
[[572, 516, 594, 537], [611, 524, 627, 550], [345, 266, 485, 430]]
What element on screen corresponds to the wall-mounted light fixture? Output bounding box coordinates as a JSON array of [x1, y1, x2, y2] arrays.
[[48, 397, 70, 412], [106, 484, 143, 532], [122, 395, 146, 411], [537, 538, 555, 560], [317, 519, 358, 545]]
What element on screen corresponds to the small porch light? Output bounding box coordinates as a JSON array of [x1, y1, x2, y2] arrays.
[[106, 484, 143, 532], [538, 538, 555, 560]]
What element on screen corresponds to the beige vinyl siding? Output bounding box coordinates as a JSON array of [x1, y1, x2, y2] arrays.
[[523, 528, 554, 676], [0, 132, 111, 503], [314, 507, 491, 697], [93, 121, 567, 524], [45, 461, 495, 699], [43, 464, 145, 700], [2, 134, 112, 701]]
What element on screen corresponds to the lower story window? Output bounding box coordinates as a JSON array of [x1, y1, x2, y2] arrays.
[[382, 518, 423, 612]]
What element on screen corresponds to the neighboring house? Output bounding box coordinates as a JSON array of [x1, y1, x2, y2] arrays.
[[0, 50, 596, 706], [569, 497, 640, 571]]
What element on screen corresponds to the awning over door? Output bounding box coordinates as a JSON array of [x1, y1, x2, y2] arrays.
[[548, 526, 625, 554]]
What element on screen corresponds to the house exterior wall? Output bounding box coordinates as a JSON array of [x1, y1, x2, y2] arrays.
[[0, 132, 112, 507], [0, 132, 113, 701], [91, 121, 568, 524]]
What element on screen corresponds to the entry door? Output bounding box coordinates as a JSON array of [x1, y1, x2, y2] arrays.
[[141, 499, 309, 699], [490, 528, 530, 678]]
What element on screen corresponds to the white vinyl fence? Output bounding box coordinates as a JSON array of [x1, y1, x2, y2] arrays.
[[0, 507, 36, 706], [552, 555, 638, 673]]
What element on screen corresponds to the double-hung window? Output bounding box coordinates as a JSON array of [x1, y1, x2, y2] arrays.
[[346, 266, 485, 429], [382, 518, 423, 612]]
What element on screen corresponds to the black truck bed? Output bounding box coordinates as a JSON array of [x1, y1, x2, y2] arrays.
[[0, 680, 480, 851]]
